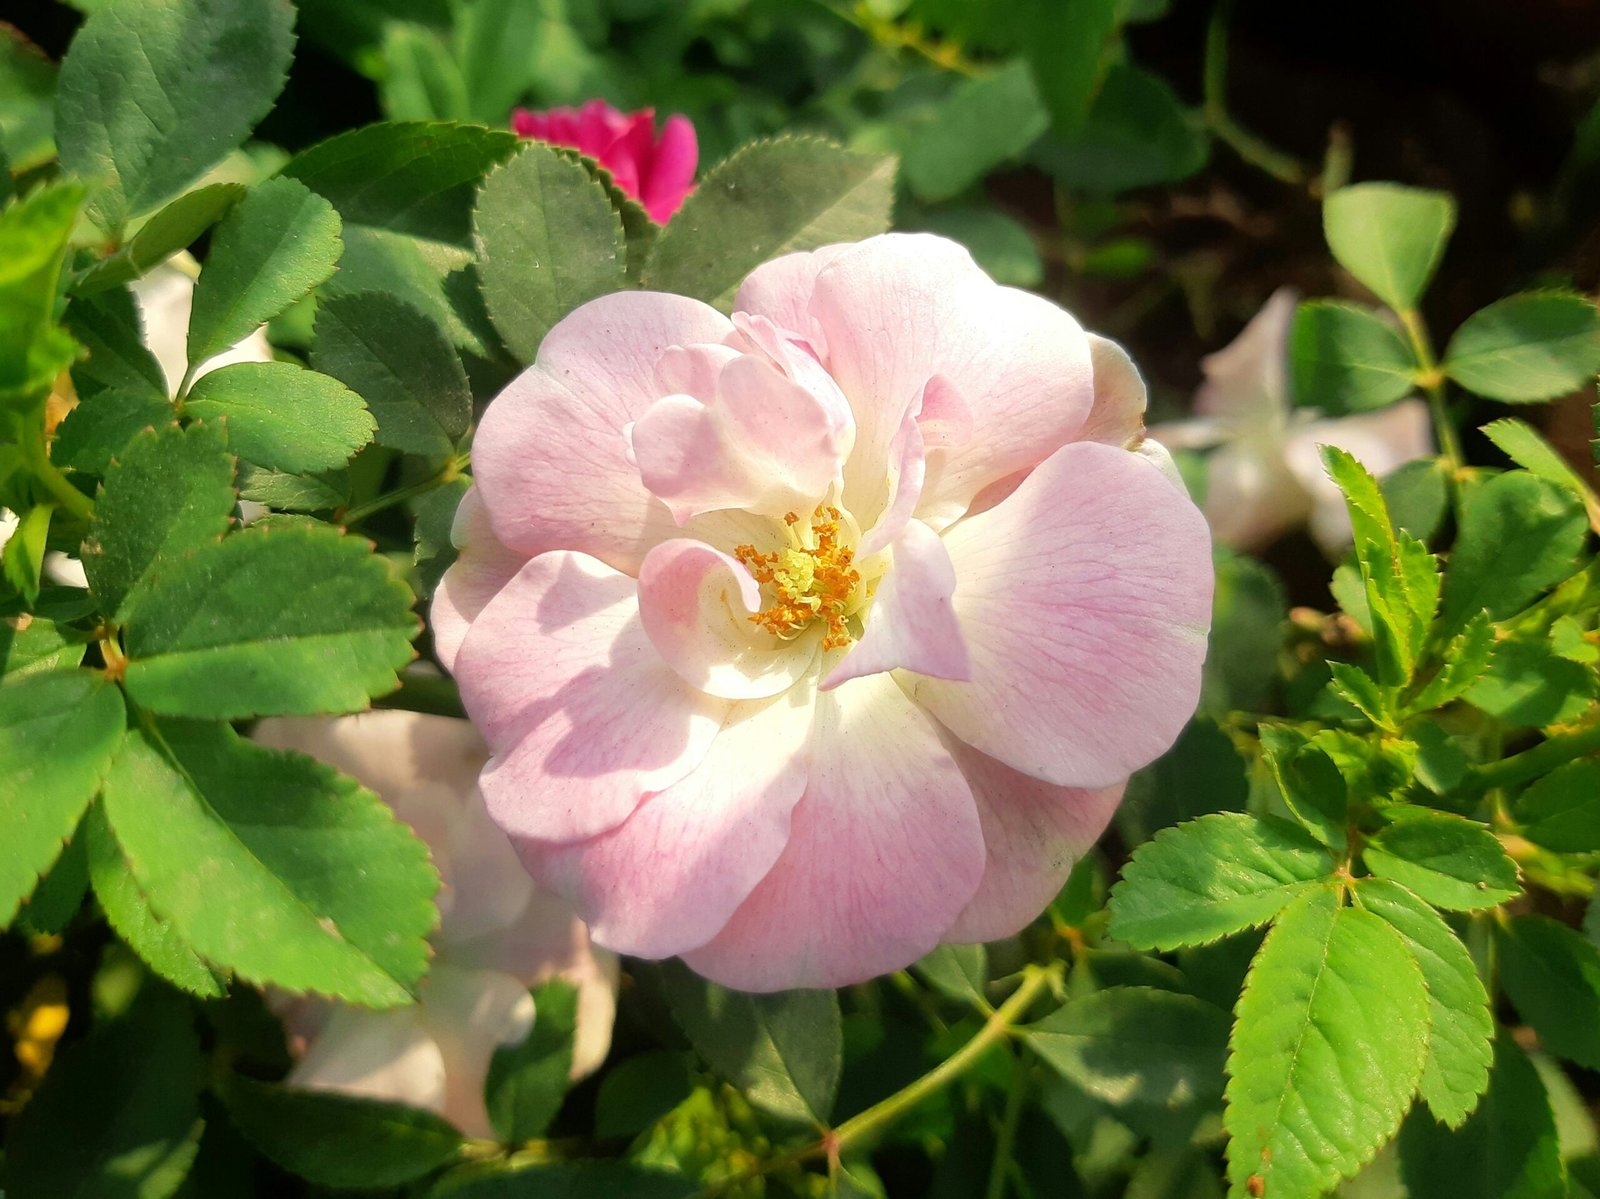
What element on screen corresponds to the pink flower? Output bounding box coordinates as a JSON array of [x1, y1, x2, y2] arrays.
[[1151, 288, 1434, 555], [512, 99, 697, 224], [436, 234, 1213, 992], [255, 711, 619, 1138]]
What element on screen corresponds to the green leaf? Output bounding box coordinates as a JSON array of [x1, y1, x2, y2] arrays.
[[0, 669, 125, 925], [0, 182, 83, 398], [2, 990, 203, 1199], [1323, 183, 1456, 311], [473, 142, 627, 364], [83, 802, 226, 997], [186, 177, 341, 367], [914, 943, 990, 1007], [1023, 0, 1119, 132], [1383, 455, 1452, 542], [427, 1161, 700, 1199], [1117, 718, 1248, 844], [1290, 300, 1419, 414], [903, 62, 1049, 202], [0, 614, 86, 681], [15, 829, 88, 936], [1399, 1036, 1566, 1199], [1363, 811, 1520, 911], [64, 287, 168, 400], [378, 22, 469, 122], [1200, 550, 1288, 717], [236, 463, 349, 512], [122, 523, 417, 719], [1107, 812, 1332, 951], [413, 475, 470, 597], [1439, 472, 1587, 637], [560, 150, 658, 283], [908, 207, 1044, 287], [1407, 610, 1495, 714], [74, 184, 246, 296], [660, 958, 842, 1126], [486, 978, 575, 1143], [0, 28, 57, 172], [218, 1072, 462, 1187], [1443, 292, 1600, 403], [82, 422, 235, 619], [54, 0, 295, 232], [1464, 629, 1598, 728], [1224, 887, 1430, 1199], [593, 1051, 695, 1141], [1257, 726, 1350, 850], [1327, 661, 1392, 727], [183, 362, 374, 473], [1026, 986, 1229, 1110], [642, 136, 895, 310], [1498, 914, 1600, 1070], [1481, 417, 1600, 530], [1515, 760, 1600, 852], [53, 388, 177, 476], [99, 722, 437, 1004], [1357, 879, 1493, 1127], [3, 503, 53, 604], [313, 291, 471, 458], [1033, 62, 1207, 194]]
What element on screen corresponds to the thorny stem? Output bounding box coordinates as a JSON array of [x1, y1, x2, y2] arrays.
[[340, 452, 471, 526], [1398, 308, 1464, 471], [1203, 0, 1308, 188]]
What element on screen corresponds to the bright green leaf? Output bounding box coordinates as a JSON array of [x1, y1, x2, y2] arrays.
[[81, 422, 235, 619], [0, 29, 57, 171], [183, 362, 374, 473], [1323, 183, 1456, 312], [0, 182, 83, 398], [378, 22, 469, 122], [1257, 726, 1350, 850], [0, 614, 86, 681], [1225, 887, 1430, 1199], [122, 523, 418, 720], [1464, 629, 1598, 728], [1327, 661, 1392, 727], [1481, 417, 1600, 530], [642, 136, 895, 310], [1107, 812, 1332, 951], [1498, 915, 1600, 1070], [1516, 760, 1600, 853], [99, 722, 437, 1005], [1444, 292, 1600, 403], [0, 670, 125, 925], [914, 943, 989, 1007], [1363, 811, 1520, 911], [74, 184, 246, 296], [54, 0, 294, 232], [486, 978, 575, 1143], [1383, 455, 1452, 542], [1291, 300, 1419, 414], [2, 503, 52, 604], [473, 142, 627, 364], [1357, 879, 1493, 1127], [1407, 610, 1495, 714], [903, 62, 1049, 202]]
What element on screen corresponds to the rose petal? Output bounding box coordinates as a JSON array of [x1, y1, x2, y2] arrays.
[[456, 552, 727, 842], [905, 441, 1212, 789], [472, 291, 734, 574], [1194, 287, 1298, 424], [637, 538, 820, 699], [642, 113, 697, 223], [823, 520, 968, 690], [1200, 435, 1308, 550], [939, 733, 1123, 943], [683, 672, 983, 991], [419, 963, 537, 1139], [432, 487, 525, 673], [731, 246, 852, 353], [525, 683, 813, 959], [1286, 398, 1433, 556], [285, 1005, 447, 1118], [1081, 334, 1148, 448]]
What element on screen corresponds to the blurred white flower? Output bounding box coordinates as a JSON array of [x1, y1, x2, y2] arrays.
[[132, 253, 274, 394], [1151, 288, 1433, 556], [254, 710, 621, 1140]]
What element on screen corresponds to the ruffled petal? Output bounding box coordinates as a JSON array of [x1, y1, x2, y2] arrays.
[[456, 552, 728, 843], [683, 672, 983, 991], [1080, 334, 1148, 448], [471, 291, 735, 574], [731, 246, 852, 352], [940, 734, 1123, 944], [432, 487, 526, 673], [1194, 287, 1297, 424], [823, 520, 968, 690], [905, 441, 1212, 789], [641, 113, 697, 223], [524, 684, 813, 959], [1200, 435, 1308, 550], [637, 539, 820, 699]]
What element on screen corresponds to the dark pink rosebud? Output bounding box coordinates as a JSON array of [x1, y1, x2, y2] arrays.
[[512, 99, 697, 224]]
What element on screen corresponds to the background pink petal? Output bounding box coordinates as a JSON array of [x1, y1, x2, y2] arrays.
[[472, 291, 734, 576], [683, 672, 984, 992], [456, 552, 728, 843], [641, 113, 697, 223], [905, 441, 1213, 790], [431, 487, 526, 673]]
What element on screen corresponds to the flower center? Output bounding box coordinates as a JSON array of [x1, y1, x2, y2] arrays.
[[733, 507, 861, 651]]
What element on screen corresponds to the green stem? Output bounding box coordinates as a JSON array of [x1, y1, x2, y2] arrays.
[[984, 1054, 1029, 1199], [1466, 720, 1600, 793], [31, 454, 94, 522], [341, 453, 471, 526], [1203, 0, 1308, 188], [1398, 308, 1463, 471]]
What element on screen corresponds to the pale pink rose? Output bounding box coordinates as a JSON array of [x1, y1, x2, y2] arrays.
[[436, 233, 1213, 992], [512, 99, 697, 224], [254, 710, 620, 1139], [1152, 288, 1434, 556]]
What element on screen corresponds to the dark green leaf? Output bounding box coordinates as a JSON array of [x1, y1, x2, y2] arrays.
[[1023, 0, 1119, 132], [64, 287, 168, 400], [1382, 455, 1452, 542], [74, 184, 246, 296], [15, 829, 88, 936], [1323, 183, 1456, 312], [914, 943, 989, 1007], [1200, 550, 1287, 716], [236, 463, 349, 512], [593, 1051, 694, 1141], [1498, 915, 1600, 1070], [486, 979, 575, 1143], [660, 958, 842, 1125], [642, 136, 895, 310], [1516, 760, 1600, 852], [1481, 417, 1600, 530], [99, 722, 437, 1004], [1444, 292, 1600, 403], [427, 1161, 700, 1199], [1290, 300, 1419, 414], [413, 475, 470, 597], [3, 503, 52, 604], [81, 422, 235, 619], [1364, 811, 1519, 911], [1464, 629, 1598, 727], [0, 669, 125, 925], [313, 291, 471, 457], [903, 62, 1049, 202], [1225, 888, 1430, 1198], [1257, 726, 1350, 850], [473, 142, 626, 364], [186, 177, 341, 367], [1033, 62, 1207, 194], [219, 1072, 462, 1187], [183, 362, 374, 473], [1117, 719, 1248, 845], [1107, 812, 1332, 951], [53, 388, 177, 476], [55, 0, 294, 232]]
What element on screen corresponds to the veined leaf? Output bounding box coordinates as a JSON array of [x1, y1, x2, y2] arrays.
[[1498, 914, 1600, 1071], [73, 183, 246, 296], [1482, 417, 1600, 531], [1407, 610, 1495, 714], [1290, 300, 1418, 414], [183, 361, 374, 474], [1323, 183, 1456, 312], [1515, 760, 1600, 853], [1444, 291, 1600, 403], [1363, 811, 1520, 911]]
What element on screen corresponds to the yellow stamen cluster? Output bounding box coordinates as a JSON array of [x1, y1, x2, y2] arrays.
[[734, 507, 860, 651]]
